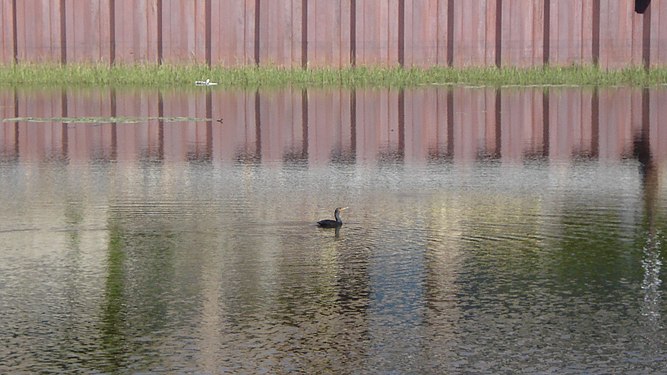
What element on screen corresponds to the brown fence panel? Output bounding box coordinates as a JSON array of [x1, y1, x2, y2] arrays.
[[16, 0, 63, 63], [113, 0, 159, 64], [452, 0, 497, 67], [0, 0, 14, 64], [599, 1, 641, 69], [649, 2, 667, 67], [211, 1, 254, 66], [258, 0, 303, 67], [501, 0, 545, 68], [355, 0, 399, 66], [629, 3, 647, 67], [65, 0, 111, 63], [161, 0, 206, 65], [307, 0, 352, 68], [403, 0, 446, 67], [547, 0, 592, 66]]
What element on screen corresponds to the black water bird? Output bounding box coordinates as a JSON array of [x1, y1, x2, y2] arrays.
[[317, 207, 348, 228]]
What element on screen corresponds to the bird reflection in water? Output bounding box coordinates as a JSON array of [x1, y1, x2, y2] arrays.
[[317, 207, 348, 228]]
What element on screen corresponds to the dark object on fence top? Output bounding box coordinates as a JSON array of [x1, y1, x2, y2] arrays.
[[317, 207, 348, 228], [636, 0, 651, 13]]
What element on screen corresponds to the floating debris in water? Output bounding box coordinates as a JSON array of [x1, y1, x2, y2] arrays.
[[195, 79, 218, 86]]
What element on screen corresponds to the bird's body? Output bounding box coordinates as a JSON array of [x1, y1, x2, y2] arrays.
[[317, 219, 341, 228], [317, 207, 347, 228]]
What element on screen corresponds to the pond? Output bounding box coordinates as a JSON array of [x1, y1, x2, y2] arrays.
[[0, 86, 666, 373]]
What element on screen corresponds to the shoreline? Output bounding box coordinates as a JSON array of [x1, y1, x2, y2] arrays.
[[1, 64, 666, 88]]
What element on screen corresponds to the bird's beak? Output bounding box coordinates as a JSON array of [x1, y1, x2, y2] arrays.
[[341, 207, 349, 210]]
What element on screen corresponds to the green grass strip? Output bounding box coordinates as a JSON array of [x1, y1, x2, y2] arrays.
[[1, 63, 666, 88]]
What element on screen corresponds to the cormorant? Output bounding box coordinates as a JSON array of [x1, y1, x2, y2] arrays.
[[317, 207, 348, 228]]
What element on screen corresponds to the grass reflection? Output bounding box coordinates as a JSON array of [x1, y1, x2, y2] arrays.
[[100, 222, 128, 372]]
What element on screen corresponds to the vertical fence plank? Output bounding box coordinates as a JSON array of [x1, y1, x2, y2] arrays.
[[598, 1, 637, 69], [339, 0, 352, 67], [211, 1, 252, 66], [356, 0, 375, 65], [307, 0, 351, 68], [259, 0, 301, 67], [437, 0, 450, 65], [356, 0, 399, 66], [15, 0, 61, 63], [650, 1, 667, 66], [291, 0, 304, 67], [549, 0, 594, 66], [161, 0, 206, 64], [630, 5, 645, 66], [0, 0, 14, 63], [113, 0, 158, 63], [308, 0, 345, 67], [453, 0, 495, 67], [388, 0, 400, 65], [404, 0, 441, 67], [501, 0, 544, 67], [65, 0, 111, 63]]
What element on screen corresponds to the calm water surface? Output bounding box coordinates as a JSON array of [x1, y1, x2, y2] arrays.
[[0, 86, 666, 373]]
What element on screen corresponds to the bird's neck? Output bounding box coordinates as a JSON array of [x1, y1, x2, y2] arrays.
[[334, 210, 342, 223]]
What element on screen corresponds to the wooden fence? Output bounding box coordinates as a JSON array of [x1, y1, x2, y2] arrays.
[[0, 0, 665, 69]]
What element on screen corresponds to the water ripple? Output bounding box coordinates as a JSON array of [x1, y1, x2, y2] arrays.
[[0, 142, 664, 374]]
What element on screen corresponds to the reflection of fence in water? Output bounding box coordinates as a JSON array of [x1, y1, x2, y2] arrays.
[[0, 87, 666, 165]]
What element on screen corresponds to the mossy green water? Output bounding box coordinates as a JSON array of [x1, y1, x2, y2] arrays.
[[1, 63, 666, 87]]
